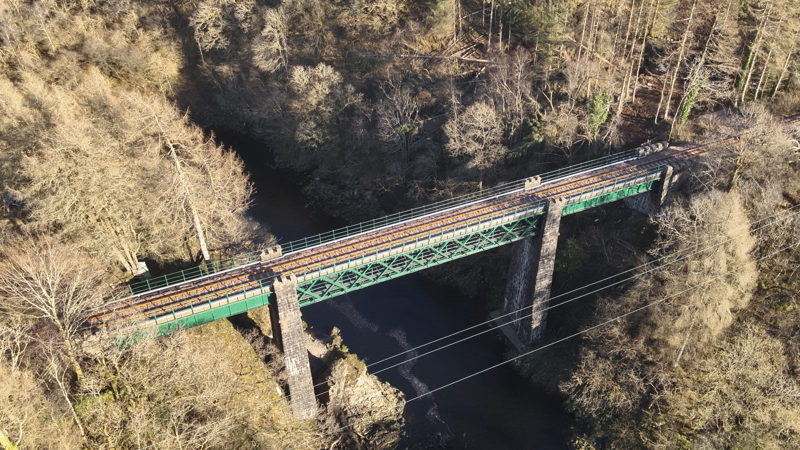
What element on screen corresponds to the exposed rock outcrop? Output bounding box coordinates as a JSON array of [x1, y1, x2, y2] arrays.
[[321, 353, 405, 449]]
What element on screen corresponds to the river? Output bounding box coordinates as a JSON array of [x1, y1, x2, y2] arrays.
[[215, 130, 571, 449]]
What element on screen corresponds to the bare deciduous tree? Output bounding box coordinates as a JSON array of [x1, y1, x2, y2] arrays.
[[0, 360, 82, 450], [20, 69, 261, 272], [79, 323, 320, 449], [444, 101, 507, 181], [0, 237, 104, 382], [0, 312, 33, 372], [21, 70, 183, 274], [189, 0, 235, 55], [563, 58, 597, 110], [126, 94, 256, 263], [288, 64, 361, 154], [661, 325, 800, 448], [377, 85, 422, 167], [485, 47, 537, 141], [252, 6, 288, 73], [648, 191, 756, 364]]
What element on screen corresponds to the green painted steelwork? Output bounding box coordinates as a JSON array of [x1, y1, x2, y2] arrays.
[[111, 291, 278, 343], [139, 180, 658, 337], [562, 179, 659, 215], [294, 213, 542, 306], [288, 173, 661, 307], [114, 149, 649, 299], [115, 169, 664, 340], [152, 291, 274, 338]]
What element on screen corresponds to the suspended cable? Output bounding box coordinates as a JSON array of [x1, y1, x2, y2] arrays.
[[291, 239, 800, 450], [139, 204, 800, 449]]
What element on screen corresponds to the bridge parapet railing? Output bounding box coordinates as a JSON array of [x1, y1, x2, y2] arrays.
[[562, 165, 666, 210], [112, 147, 645, 300], [122, 166, 667, 333]]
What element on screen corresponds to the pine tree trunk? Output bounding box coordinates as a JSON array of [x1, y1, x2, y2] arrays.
[[655, 69, 669, 123], [62, 336, 84, 385], [772, 44, 795, 100], [498, 12, 504, 53], [192, 208, 211, 262], [458, 0, 463, 37], [165, 139, 211, 263], [453, 0, 458, 42], [740, 45, 762, 103], [618, 0, 646, 116], [111, 247, 136, 275], [578, 1, 590, 59], [631, 0, 657, 103], [487, 0, 495, 51], [622, 0, 636, 55], [754, 46, 773, 100], [664, 0, 696, 121], [587, 1, 598, 56], [740, 2, 772, 103]]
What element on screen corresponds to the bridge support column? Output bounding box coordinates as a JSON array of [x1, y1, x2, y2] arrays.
[[503, 198, 565, 344], [624, 165, 675, 215], [269, 274, 317, 420]]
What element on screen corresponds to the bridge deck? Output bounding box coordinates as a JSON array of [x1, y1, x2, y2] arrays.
[[87, 115, 800, 339]]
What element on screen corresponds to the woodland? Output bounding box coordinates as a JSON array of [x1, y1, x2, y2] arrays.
[[0, 0, 799, 448]]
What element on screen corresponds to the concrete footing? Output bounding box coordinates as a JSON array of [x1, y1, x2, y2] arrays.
[[502, 198, 565, 344], [270, 274, 317, 419]]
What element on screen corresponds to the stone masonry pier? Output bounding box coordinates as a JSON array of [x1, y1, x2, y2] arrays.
[[502, 198, 565, 344], [269, 274, 317, 419]]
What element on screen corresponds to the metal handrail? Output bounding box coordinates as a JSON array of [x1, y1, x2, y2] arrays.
[[134, 166, 666, 326], [112, 148, 647, 299]]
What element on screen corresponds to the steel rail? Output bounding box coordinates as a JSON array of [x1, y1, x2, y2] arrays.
[[88, 115, 800, 333], [114, 149, 646, 299], [108, 114, 800, 302], [89, 164, 665, 329]]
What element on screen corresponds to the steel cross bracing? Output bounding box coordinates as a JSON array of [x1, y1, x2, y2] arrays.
[[292, 169, 660, 306], [294, 209, 542, 306], [89, 160, 667, 340], [80, 115, 800, 340], [114, 146, 654, 298], [91, 168, 667, 339]]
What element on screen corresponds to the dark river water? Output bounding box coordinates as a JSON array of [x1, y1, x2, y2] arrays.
[[215, 130, 571, 449]]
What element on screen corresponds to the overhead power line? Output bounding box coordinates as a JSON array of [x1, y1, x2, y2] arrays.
[[141, 204, 800, 449], [291, 239, 800, 450]]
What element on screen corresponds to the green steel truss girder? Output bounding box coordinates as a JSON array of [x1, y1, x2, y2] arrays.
[[562, 178, 659, 215], [134, 175, 662, 339], [113, 290, 275, 343], [293, 214, 542, 306]]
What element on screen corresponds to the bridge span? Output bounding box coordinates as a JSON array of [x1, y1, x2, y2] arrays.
[[88, 128, 768, 338], [85, 115, 799, 418]]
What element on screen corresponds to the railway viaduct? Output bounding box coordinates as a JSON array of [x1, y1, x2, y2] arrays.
[[86, 116, 799, 419]]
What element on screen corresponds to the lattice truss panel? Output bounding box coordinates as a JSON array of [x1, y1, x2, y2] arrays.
[[294, 213, 542, 306], [98, 168, 663, 344]]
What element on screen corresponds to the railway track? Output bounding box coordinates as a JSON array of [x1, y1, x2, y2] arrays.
[[87, 115, 800, 335]]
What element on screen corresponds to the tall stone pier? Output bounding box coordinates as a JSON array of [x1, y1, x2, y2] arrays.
[[503, 197, 565, 344], [269, 274, 317, 419]]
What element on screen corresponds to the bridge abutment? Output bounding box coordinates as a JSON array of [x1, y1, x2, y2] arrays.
[[269, 274, 317, 420], [503, 198, 565, 344]]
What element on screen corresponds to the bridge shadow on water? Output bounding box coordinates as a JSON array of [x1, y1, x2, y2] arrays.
[[213, 129, 572, 449]]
